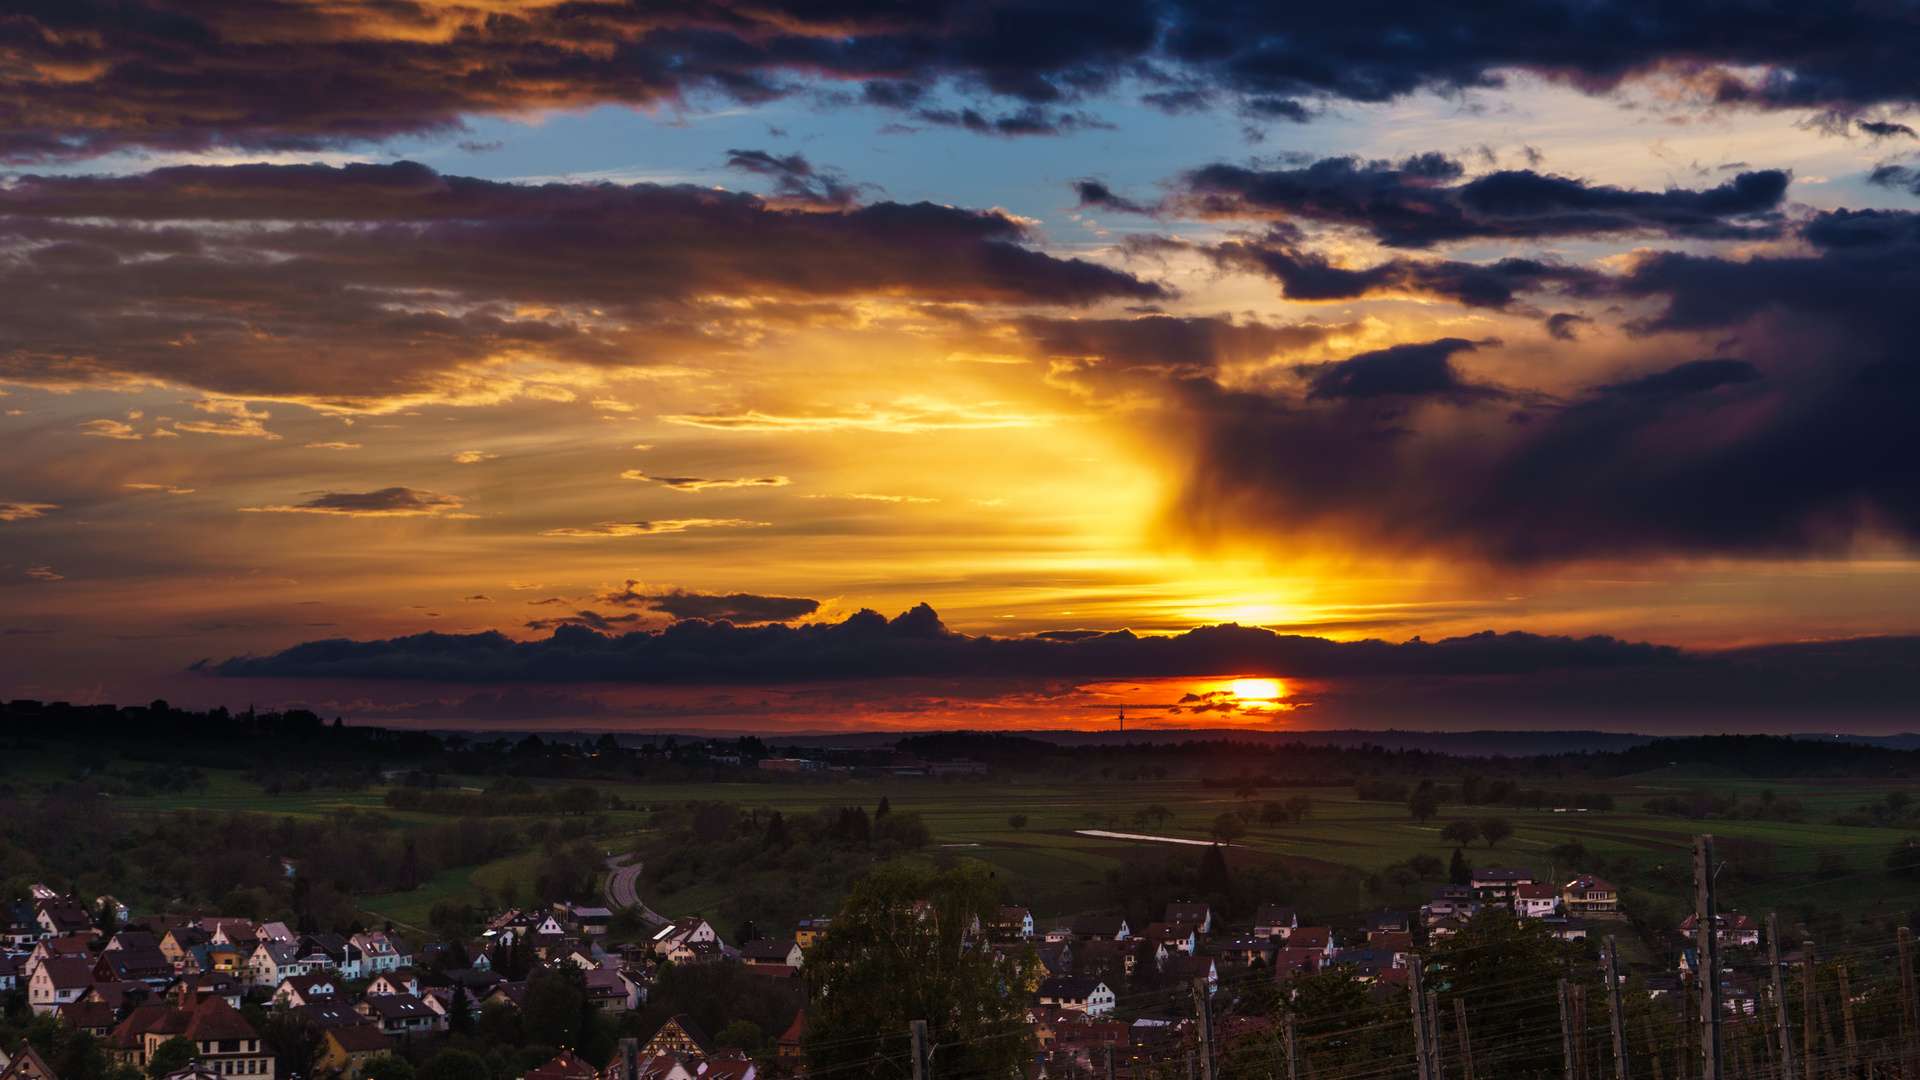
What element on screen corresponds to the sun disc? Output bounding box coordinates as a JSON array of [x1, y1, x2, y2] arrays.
[[1230, 678, 1282, 701]]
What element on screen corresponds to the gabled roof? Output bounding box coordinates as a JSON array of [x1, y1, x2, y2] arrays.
[[525, 1050, 599, 1080], [1070, 915, 1127, 937], [1038, 976, 1105, 999], [651, 1013, 716, 1057], [1470, 868, 1534, 883], [39, 956, 97, 989], [110, 932, 159, 951], [59, 998, 118, 1032], [1564, 874, 1617, 892], [1164, 903, 1209, 922], [1252, 905, 1296, 927], [327, 1025, 392, 1054], [182, 995, 259, 1041], [1517, 884, 1558, 900], [740, 940, 798, 961], [777, 1010, 806, 1048], [362, 993, 436, 1019], [302, 1001, 372, 1029]]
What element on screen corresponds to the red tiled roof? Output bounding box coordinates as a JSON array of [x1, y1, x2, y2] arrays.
[[525, 1050, 599, 1080], [328, 1026, 393, 1054]]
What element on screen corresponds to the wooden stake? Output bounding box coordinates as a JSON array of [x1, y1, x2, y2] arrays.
[[1429, 991, 1446, 1080], [1287, 1011, 1299, 1080], [1838, 966, 1857, 1079], [1644, 1013, 1666, 1080], [1195, 979, 1215, 1080], [1697, 837, 1724, 1080], [1564, 980, 1579, 1080], [1901, 928, 1917, 1076], [1803, 942, 1817, 1080], [911, 1020, 930, 1080], [1455, 998, 1477, 1080], [1769, 916, 1795, 1080], [1607, 937, 1631, 1080], [1412, 959, 1432, 1080]]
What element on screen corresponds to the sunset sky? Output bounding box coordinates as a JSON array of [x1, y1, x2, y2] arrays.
[[5, 1, 1920, 732]]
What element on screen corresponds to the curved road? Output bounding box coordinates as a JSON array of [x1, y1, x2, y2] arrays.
[[604, 854, 668, 926]]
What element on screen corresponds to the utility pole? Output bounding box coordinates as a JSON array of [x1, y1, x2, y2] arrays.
[[1839, 965, 1858, 1078], [911, 1020, 930, 1080], [1411, 958, 1433, 1080], [1605, 936, 1630, 1080], [1769, 914, 1795, 1080], [1106, 1041, 1117, 1080], [1695, 835, 1724, 1080], [1454, 999, 1476, 1080], [1195, 978, 1216, 1080]]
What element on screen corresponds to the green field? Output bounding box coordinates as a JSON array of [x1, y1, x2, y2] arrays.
[[11, 739, 1917, 937]]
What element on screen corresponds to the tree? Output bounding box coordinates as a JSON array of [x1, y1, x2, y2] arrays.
[[553, 785, 604, 815], [1887, 837, 1920, 878], [1423, 913, 1584, 1080], [764, 811, 787, 845], [873, 811, 931, 851], [418, 1050, 491, 1080], [1409, 790, 1440, 823], [1407, 854, 1445, 879], [364, 1057, 416, 1080], [522, 966, 588, 1048], [446, 986, 473, 1035], [1477, 817, 1515, 848], [1210, 812, 1247, 846], [875, 796, 891, 819], [1449, 847, 1471, 885], [716, 1020, 765, 1052], [1258, 801, 1287, 827], [1007, 814, 1028, 829], [1146, 804, 1173, 827], [255, 1009, 326, 1080], [1235, 782, 1259, 801], [1284, 795, 1313, 823], [1440, 820, 1481, 847], [147, 1037, 198, 1080], [1198, 844, 1231, 895], [802, 864, 1035, 1080]]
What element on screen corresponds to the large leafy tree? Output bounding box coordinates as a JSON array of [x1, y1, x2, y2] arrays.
[[1423, 912, 1584, 1080], [802, 863, 1035, 1080]]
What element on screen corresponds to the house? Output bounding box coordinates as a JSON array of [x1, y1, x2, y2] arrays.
[[3, 902, 43, 947], [1252, 906, 1298, 939], [321, 1025, 393, 1080], [794, 917, 832, 948], [1161, 954, 1219, 992], [1679, 914, 1760, 947], [1365, 911, 1411, 936], [1071, 915, 1130, 942], [1516, 884, 1559, 919], [643, 1014, 717, 1061], [555, 905, 613, 937], [1272, 948, 1324, 983], [1542, 916, 1589, 942], [0, 955, 17, 992], [1470, 869, 1535, 908], [1328, 947, 1404, 981], [1139, 923, 1197, 956], [1562, 875, 1619, 915], [105, 994, 276, 1078], [1000, 907, 1035, 939], [697, 1058, 756, 1080], [82, 979, 154, 1014], [0, 1046, 58, 1080], [166, 974, 243, 1010], [622, 1058, 697, 1080], [668, 940, 723, 965], [350, 932, 408, 974], [741, 940, 803, 970], [160, 929, 211, 973], [272, 973, 340, 1008], [302, 1000, 375, 1031], [1164, 903, 1212, 935], [107, 931, 160, 953], [1216, 937, 1278, 965], [357, 993, 444, 1036], [29, 956, 96, 1015], [1037, 977, 1116, 1017], [59, 998, 119, 1038], [1284, 928, 1337, 957], [777, 1011, 806, 1059], [584, 968, 630, 1012], [1423, 885, 1480, 925], [367, 970, 419, 997], [1034, 942, 1073, 977], [653, 917, 720, 959], [97, 946, 176, 988], [526, 1051, 600, 1080], [35, 898, 96, 940], [482, 983, 528, 1012], [248, 942, 307, 987]]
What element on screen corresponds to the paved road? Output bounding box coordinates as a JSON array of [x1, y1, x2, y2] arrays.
[[604, 854, 668, 925]]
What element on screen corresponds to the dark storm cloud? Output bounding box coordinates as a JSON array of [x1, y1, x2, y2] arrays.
[[11, 2, 1920, 162], [0, 162, 1161, 405], [211, 602, 1682, 682], [1868, 164, 1920, 197], [1299, 338, 1504, 401], [1188, 228, 1604, 308], [724, 149, 865, 206], [595, 580, 823, 624], [1173, 155, 1790, 247], [1144, 213, 1920, 561]]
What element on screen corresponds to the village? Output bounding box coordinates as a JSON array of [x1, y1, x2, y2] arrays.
[[1, 858, 1801, 1080]]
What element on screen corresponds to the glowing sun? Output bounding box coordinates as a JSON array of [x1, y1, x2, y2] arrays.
[[1229, 678, 1283, 701]]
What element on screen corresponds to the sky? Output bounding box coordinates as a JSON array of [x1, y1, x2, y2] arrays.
[[4, 0, 1920, 733]]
